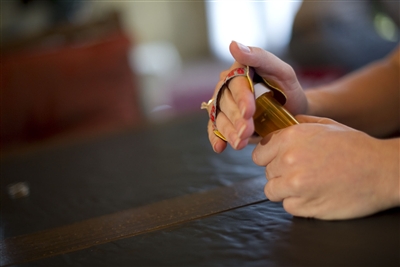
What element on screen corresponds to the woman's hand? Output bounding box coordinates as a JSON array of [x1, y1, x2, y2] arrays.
[[252, 115, 400, 220], [207, 41, 308, 153]]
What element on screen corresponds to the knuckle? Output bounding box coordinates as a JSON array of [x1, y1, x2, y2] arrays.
[[232, 116, 242, 129], [252, 148, 265, 166], [282, 199, 299, 215], [265, 164, 276, 181], [318, 117, 335, 124], [281, 126, 298, 140], [281, 150, 298, 166], [264, 182, 277, 201], [281, 63, 296, 80], [286, 173, 305, 192], [251, 149, 259, 164], [283, 199, 318, 219]]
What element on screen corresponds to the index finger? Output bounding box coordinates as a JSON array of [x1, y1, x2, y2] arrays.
[[226, 62, 256, 120], [252, 130, 282, 167]]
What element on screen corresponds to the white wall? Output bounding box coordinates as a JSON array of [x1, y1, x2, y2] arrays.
[[90, 1, 210, 60], [0, 1, 210, 60]]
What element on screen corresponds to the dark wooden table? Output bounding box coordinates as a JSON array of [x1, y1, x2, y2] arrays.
[[1, 114, 399, 266]]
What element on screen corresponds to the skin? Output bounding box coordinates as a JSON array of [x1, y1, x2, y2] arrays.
[[207, 41, 400, 220]]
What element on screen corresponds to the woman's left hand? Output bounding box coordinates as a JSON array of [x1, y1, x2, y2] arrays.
[[252, 115, 400, 220]]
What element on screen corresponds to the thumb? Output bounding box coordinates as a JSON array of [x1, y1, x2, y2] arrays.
[[229, 41, 307, 115], [229, 41, 293, 82]]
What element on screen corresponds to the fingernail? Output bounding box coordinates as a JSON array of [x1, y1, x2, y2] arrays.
[[238, 124, 246, 138], [230, 133, 238, 149], [235, 41, 251, 53], [241, 105, 246, 117], [212, 143, 217, 152], [237, 100, 246, 117], [234, 137, 241, 149]]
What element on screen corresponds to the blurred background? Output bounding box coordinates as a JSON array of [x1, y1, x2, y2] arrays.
[[1, 0, 399, 152]]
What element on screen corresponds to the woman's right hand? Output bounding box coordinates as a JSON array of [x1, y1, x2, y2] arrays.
[[207, 41, 308, 153]]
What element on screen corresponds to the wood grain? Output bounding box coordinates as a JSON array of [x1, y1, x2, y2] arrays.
[[0, 177, 267, 266]]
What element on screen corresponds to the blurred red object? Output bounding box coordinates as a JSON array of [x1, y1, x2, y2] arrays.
[[1, 32, 143, 150], [294, 66, 347, 89]]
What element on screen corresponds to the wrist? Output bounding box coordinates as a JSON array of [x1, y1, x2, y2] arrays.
[[376, 138, 400, 208], [304, 89, 322, 116]]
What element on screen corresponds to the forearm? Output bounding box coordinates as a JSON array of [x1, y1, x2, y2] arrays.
[[378, 138, 400, 208], [305, 47, 400, 137]]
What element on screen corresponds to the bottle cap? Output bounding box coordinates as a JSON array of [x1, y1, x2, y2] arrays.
[[254, 83, 271, 99]]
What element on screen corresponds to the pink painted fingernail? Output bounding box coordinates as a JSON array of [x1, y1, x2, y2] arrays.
[[212, 142, 217, 152], [230, 133, 238, 149], [241, 105, 247, 117], [235, 41, 251, 53], [238, 124, 246, 138], [234, 137, 241, 149], [238, 100, 246, 117]]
